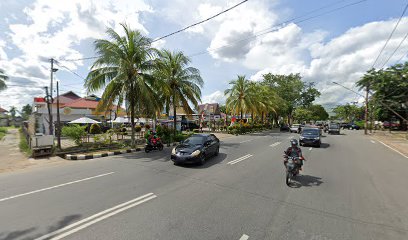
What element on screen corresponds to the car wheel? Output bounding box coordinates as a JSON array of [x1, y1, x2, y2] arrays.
[[215, 147, 219, 156], [199, 154, 206, 165]]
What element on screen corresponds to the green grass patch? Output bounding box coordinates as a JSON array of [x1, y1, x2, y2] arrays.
[[18, 128, 32, 156], [0, 127, 7, 140]]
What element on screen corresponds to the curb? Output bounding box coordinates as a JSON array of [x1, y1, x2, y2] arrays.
[[65, 148, 142, 160]]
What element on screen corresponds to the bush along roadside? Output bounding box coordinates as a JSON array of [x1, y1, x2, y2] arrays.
[[0, 127, 7, 140], [227, 122, 271, 135]]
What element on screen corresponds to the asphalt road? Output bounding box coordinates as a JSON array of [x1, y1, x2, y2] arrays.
[[0, 130, 407, 240]]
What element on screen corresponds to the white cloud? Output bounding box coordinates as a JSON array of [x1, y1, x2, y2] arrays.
[[0, 0, 153, 109], [202, 90, 226, 105], [245, 17, 408, 107]]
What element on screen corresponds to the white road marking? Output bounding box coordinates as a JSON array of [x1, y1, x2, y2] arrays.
[[0, 172, 115, 202], [239, 234, 249, 240], [227, 154, 253, 165], [377, 140, 408, 159], [309, 147, 313, 151], [239, 139, 253, 143], [270, 142, 281, 147], [370, 140, 376, 144], [35, 193, 157, 240]]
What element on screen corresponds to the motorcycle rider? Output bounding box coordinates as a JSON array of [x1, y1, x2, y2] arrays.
[[284, 139, 305, 170]]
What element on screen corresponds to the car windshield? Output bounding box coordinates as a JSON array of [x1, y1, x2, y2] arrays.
[[183, 136, 204, 145], [330, 125, 339, 129], [302, 129, 319, 136]]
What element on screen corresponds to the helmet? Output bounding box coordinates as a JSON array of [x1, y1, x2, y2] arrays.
[[290, 139, 298, 146]]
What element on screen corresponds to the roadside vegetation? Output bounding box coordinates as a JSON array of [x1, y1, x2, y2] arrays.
[[18, 128, 31, 156], [0, 127, 7, 140]]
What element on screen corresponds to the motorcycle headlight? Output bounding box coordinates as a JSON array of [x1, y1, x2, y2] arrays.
[[172, 148, 176, 155], [191, 150, 201, 157]]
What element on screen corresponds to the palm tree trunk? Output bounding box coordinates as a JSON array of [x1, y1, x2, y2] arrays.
[[130, 101, 136, 148], [173, 94, 177, 139], [240, 110, 243, 120], [261, 111, 264, 123]]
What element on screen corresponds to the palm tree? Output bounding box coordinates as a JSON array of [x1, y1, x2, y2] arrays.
[[84, 23, 159, 147], [224, 75, 256, 120], [155, 49, 203, 137], [0, 69, 8, 91]]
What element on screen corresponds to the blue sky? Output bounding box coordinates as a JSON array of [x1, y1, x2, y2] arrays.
[[0, 0, 408, 111]]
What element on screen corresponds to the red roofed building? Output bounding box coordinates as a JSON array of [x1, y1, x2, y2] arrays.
[[33, 92, 125, 134]]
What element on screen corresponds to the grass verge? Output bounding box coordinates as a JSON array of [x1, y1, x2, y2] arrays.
[[18, 128, 32, 156], [0, 127, 7, 140]]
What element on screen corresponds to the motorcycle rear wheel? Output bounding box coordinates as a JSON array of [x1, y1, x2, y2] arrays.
[[158, 144, 164, 151], [286, 172, 291, 186]]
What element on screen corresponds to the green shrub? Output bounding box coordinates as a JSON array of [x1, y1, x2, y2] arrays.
[[0, 127, 7, 133], [62, 125, 87, 145], [135, 125, 142, 132], [90, 123, 102, 134]]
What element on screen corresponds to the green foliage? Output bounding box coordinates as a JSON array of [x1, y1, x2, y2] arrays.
[[90, 123, 102, 134], [18, 128, 32, 156], [0, 68, 8, 91], [155, 49, 203, 137], [134, 125, 142, 132], [332, 104, 364, 122], [103, 129, 115, 144], [21, 104, 32, 120], [84, 23, 159, 148], [62, 125, 87, 145], [9, 106, 17, 120], [0, 127, 6, 140], [357, 63, 408, 125]]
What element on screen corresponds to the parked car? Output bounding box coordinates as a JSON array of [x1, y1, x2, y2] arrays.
[[328, 123, 341, 134], [290, 124, 301, 133], [171, 134, 220, 165], [280, 124, 290, 132], [349, 124, 360, 130], [299, 128, 321, 147]]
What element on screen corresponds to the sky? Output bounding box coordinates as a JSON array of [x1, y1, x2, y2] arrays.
[[0, 0, 408, 112]]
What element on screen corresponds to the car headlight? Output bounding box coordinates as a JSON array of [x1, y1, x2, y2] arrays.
[[314, 137, 320, 140], [191, 150, 201, 157], [172, 148, 176, 155], [299, 136, 304, 139]]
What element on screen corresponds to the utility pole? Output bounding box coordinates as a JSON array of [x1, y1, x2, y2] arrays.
[[44, 87, 53, 135], [364, 84, 370, 135], [49, 58, 55, 135], [56, 80, 61, 149]]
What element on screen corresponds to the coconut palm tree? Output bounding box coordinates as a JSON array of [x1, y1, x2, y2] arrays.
[[224, 75, 257, 120], [84, 23, 159, 147], [155, 49, 203, 137], [0, 69, 8, 91]]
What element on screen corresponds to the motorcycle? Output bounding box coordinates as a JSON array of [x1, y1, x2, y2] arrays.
[[145, 137, 164, 153], [283, 152, 303, 186]]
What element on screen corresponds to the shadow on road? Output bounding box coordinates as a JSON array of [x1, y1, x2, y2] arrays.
[[290, 175, 323, 188], [320, 143, 330, 148], [177, 153, 228, 169], [0, 214, 81, 240]]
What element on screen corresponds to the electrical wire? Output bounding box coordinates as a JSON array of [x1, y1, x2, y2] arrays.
[[188, 0, 367, 58], [54, 61, 86, 80], [152, 0, 248, 42], [58, 0, 360, 62], [370, 1, 408, 69]]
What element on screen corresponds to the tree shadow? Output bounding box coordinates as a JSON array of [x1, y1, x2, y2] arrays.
[[289, 175, 323, 188], [0, 214, 81, 240]]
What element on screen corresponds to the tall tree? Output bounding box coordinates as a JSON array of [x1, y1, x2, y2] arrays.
[[9, 106, 16, 120], [224, 75, 256, 120], [0, 68, 8, 91], [155, 49, 203, 137], [21, 104, 33, 120], [85, 23, 159, 147], [357, 62, 408, 129]]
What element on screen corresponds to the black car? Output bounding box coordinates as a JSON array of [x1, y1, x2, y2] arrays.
[[171, 134, 220, 165], [299, 128, 321, 147]]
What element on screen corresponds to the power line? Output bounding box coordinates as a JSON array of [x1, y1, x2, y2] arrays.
[[54, 61, 86, 80], [152, 0, 248, 42], [58, 0, 355, 62], [189, 0, 367, 58], [370, 1, 408, 69], [379, 29, 408, 68]]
